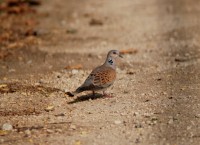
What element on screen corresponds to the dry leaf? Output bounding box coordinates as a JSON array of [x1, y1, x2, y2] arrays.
[[120, 48, 138, 55], [65, 64, 83, 70], [74, 140, 81, 145], [7, 42, 24, 49], [0, 130, 8, 136], [0, 84, 10, 92], [45, 105, 55, 112], [0, 84, 7, 88]]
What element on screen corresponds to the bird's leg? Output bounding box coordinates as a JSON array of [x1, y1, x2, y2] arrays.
[[103, 91, 113, 98], [92, 91, 95, 96]]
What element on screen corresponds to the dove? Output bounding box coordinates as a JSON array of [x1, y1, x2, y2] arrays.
[[67, 50, 122, 97]]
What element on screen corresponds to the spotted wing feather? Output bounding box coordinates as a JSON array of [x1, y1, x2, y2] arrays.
[[77, 66, 116, 92]]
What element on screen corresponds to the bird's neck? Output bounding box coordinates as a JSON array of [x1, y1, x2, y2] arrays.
[[105, 57, 116, 69], [108, 57, 114, 65]]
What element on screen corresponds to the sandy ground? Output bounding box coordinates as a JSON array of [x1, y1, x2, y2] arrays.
[[0, 0, 200, 144]]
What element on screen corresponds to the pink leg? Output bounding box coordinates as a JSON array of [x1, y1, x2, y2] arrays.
[[103, 91, 113, 98]]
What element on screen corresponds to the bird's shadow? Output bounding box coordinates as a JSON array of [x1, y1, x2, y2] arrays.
[[68, 93, 104, 104]]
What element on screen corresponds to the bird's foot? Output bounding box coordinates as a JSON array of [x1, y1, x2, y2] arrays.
[[92, 91, 95, 97]]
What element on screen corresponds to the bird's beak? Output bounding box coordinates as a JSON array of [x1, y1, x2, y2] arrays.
[[119, 54, 123, 58]]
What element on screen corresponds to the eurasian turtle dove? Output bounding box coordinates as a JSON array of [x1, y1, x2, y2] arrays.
[[67, 50, 122, 97]]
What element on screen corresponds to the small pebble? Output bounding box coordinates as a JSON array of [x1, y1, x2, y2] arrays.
[[69, 124, 77, 130], [72, 69, 79, 74], [168, 118, 174, 124], [34, 82, 40, 86], [163, 92, 167, 95], [195, 114, 200, 118], [24, 129, 31, 137], [8, 69, 16, 73], [127, 70, 135, 75], [187, 126, 192, 130], [38, 79, 45, 84], [27, 60, 32, 64], [49, 93, 55, 97], [114, 120, 122, 125], [89, 18, 103, 26], [123, 90, 129, 94], [55, 129, 62, 133], [135, 124, 142, 128], [55, 113, 65, 117], [2, 123, 13, 131], [0, 139, 4, 143], [63, 89, 68, 93], [46, 129, 54, 133], [97, 55, 102, 59], [66, 28, 77, 34]]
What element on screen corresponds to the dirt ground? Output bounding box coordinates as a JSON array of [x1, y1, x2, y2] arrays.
[[0, 0, 200, 144]]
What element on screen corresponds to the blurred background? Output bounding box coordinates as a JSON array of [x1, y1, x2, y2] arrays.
[[0, 0, 200, 145]]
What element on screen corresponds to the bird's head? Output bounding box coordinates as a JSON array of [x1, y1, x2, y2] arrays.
[[107, 50, 123, 59], [105, 50, 123, 67]]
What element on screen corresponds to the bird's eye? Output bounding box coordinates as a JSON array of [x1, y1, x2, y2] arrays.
[[113, 51, 117, 54]]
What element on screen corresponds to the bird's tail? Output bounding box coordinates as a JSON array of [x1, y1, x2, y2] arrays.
[[66, 87, 84, 97]]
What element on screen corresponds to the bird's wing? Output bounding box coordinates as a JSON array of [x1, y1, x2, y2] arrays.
[[84, 66, 116, 88]]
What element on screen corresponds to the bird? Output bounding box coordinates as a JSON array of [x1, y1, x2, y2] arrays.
[[67, 50, 123, 97]]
